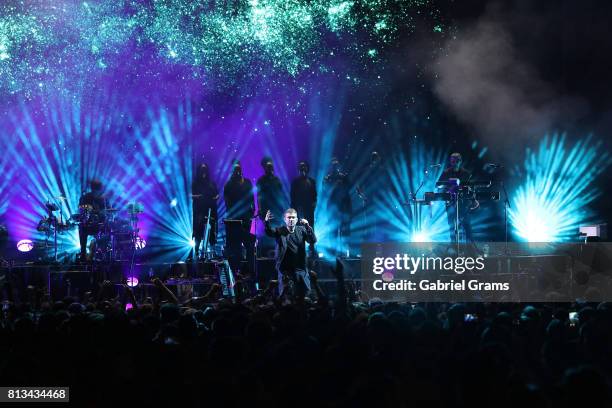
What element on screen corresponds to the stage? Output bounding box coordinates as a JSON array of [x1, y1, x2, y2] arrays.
[[3, 244, 611, 304]]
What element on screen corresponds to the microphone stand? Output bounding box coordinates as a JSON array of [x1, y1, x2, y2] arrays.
[[413, 167, 429, 199], [410, 169, 429, 234], [452, 190, 460, 254], [202, 208, 212, 261], [502, 181, 511, 255], [356, 186, 368, 240]]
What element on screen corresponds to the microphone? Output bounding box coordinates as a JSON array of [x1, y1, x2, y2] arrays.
[[429, 163, 442, 168], [485, 163, 503, 168]]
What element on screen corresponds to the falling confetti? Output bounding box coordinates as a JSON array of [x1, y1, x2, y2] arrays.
[[0, 0, 445, 100]]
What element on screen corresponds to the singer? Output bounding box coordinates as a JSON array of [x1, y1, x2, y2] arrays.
[[264, 208, 317, 299]]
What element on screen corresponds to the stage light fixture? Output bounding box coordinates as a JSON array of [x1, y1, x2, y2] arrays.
[[411, 231, 430, 243], [16, 239, 34, 252], [134, 236, 146, 250]]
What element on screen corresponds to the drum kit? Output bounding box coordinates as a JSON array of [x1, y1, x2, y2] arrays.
[[36, 197, 75, 262], [36, 197, 145, 262]]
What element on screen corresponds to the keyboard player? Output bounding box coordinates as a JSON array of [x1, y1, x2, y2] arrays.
[[436, 153, 474, 242]]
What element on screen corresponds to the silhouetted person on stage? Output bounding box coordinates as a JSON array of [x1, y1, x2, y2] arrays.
[[324, 157, 352, 255], [291, 160, 317, 255], [437, 152, 474, 242], [223, 160, 255, 273], [256, 157, 285, 224], [265, 208, 316, 300], [224, 160, 254, 225], [191, 163, 219, 259], [78, 179, 108, 261], [355, 150, 385, 241]]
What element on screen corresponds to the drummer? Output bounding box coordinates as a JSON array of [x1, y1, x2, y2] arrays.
[[78, 179, 109, 261]]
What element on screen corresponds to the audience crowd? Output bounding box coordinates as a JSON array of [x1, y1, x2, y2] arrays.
[[1, 261, 611, 407]]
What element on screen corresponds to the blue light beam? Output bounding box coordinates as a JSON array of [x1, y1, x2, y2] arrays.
[[510, 134, 611, 242]]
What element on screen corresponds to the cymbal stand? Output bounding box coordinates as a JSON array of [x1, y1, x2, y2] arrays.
[[52, 214, 58, 262], [44, 202, 59, 263], [128, 210, 141, 278]]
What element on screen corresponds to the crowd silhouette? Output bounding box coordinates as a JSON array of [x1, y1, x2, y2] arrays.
[[1, 260, 611, 407]]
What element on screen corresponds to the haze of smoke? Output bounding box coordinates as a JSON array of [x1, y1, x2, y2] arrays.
[[431, 7, 585, 157]]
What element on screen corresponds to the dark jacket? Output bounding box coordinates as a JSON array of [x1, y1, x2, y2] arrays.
[[324, 171, 352, 213], [290, 175, 317, 213], [192, 179, 219, 215], [79, 192, 107, 212], [223, 176, 254, 224], [265, 221, 316, 272], [256, 174, 285, 220]]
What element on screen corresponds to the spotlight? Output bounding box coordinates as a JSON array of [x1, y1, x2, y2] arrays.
[[16, 239, 34, 252], [510, 135, 611, 242], [376, 145, 448, 243], [126, 276, 139, 287], [411, 231, 430, 242], [134, 236, 146, 250], [513, 203, 556, 242]]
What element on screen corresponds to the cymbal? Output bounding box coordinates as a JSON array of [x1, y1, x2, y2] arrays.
[[190, 194, 203, 198], [104, 208, 120, 212], [127, 202, 144, 214]]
